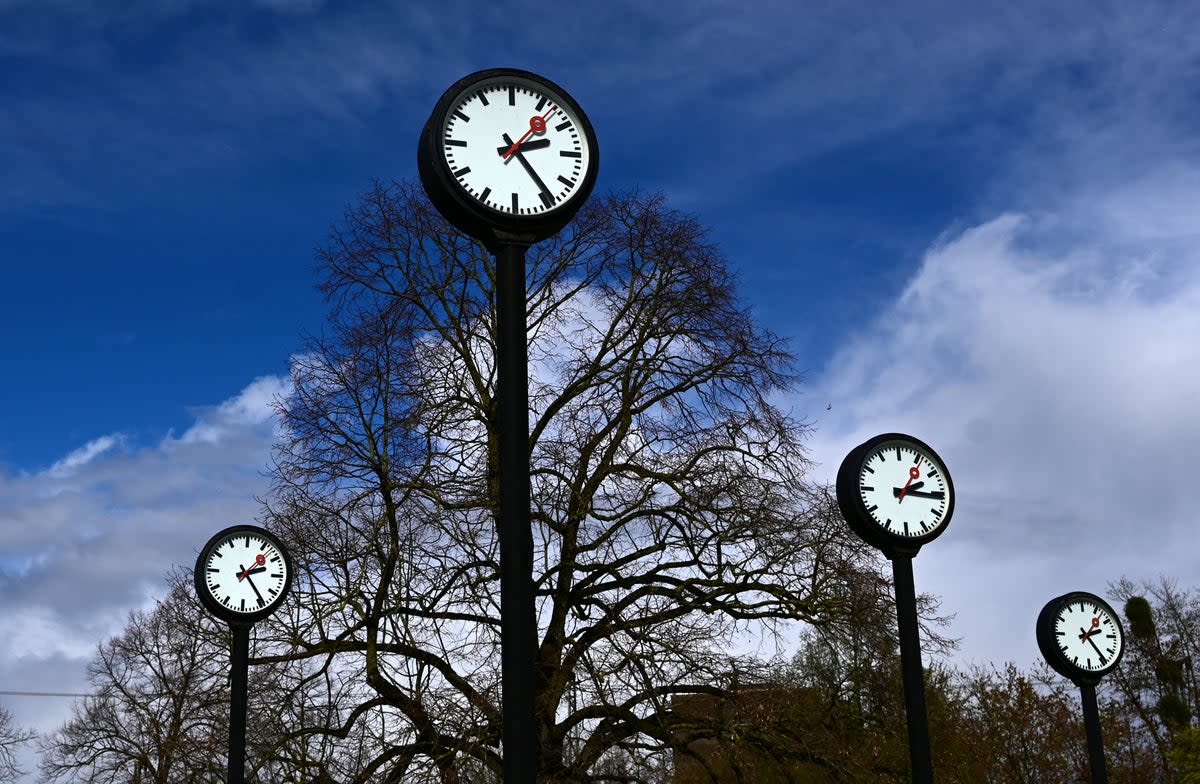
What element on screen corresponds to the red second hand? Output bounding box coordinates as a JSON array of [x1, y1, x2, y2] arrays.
[[897, 466, 920, 502], [238, 553, 266, 581], [503, 107, 557, 160]]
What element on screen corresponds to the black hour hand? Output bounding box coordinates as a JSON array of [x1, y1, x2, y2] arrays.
[[497, 138, 551, 155], [893, 486, 944, 500]]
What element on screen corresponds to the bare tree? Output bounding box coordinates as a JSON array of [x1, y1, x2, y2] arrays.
[[37, 569, 391, 784], [38, 578, 230, 784], [1103, 577, 1200, 783], [0, 704, 34, 784], [258, 181, 884, 782]]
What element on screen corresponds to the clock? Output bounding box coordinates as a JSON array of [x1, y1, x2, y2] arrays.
[[417, 68, 599, 246], [836, 433, 955, 555], [194, 524, 294, 625], [1037, 592, 1125, 685]]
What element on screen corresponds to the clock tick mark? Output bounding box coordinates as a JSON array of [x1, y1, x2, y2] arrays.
[[453, 110, 470, 122]]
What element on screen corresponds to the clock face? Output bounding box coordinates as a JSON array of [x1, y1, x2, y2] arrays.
[[195, 525, 292, 623], [1047, 594, 1125, 675], [439, 75, 592, 217], [858, 439, 952, 539], [836, 433, 955, 554]]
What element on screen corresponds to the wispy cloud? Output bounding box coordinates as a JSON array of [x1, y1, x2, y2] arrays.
[[45, 434, 124, 478]]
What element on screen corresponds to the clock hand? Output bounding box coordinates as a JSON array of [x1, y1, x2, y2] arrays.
[[893, 481, 924, 494], [502, 108, 557, 160], [892, 487, 945, 500], [896, 466, 920, 503], [496, 138, 551, 155], [1086, 634, 1108, 662], [237, 553, 266, 582], [502, 133, 555, 208], [1078, 616, 1100, 641], [243, 573, 266, 606]]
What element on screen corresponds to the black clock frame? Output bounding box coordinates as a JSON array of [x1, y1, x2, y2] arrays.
[[416, 68, 600, 248], [194, 524, 294, 626], [1037, 591, 1125, 687], [835, 432, 955, 557]]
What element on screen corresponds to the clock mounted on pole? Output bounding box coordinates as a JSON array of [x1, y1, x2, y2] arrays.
[[418, 68, 599, 783], [836, 432, 955, 784], [195, 524, 294, 784]]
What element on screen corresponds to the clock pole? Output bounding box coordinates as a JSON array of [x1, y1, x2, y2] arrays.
[[890, 553, 933, 784], [228, 622, 251, 784], [1079, 682, 1109, 784], [494, 239, 538, 783]]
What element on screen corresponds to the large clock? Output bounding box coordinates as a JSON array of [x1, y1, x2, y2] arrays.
[[836, 433, 955, 556], [194, 524, 293, 625], [417, 68, 599, 245], [1037, 591, 1126, 685]]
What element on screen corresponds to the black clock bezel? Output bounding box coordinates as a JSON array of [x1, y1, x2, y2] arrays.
[[194, 524, 294, 625], [1036, 591, 1125, 686], [416, 68, 600, 249], [835, 432, 955, 557]]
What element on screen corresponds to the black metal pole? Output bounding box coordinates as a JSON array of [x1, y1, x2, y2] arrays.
[[228, 623, 251, 784], [494, 241, 537, 783], [1080, 682, 1109, 784], [890, 554, 933, 784]]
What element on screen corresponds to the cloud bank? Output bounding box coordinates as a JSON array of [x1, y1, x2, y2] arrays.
[[0, 375, 286, 734], [806, 168, 1200, 668]]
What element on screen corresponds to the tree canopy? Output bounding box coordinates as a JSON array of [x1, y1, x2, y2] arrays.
[[254, 182, 881, 782]]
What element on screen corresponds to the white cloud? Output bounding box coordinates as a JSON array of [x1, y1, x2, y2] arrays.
[[45, 433, 124, 477], [0, 375, 287, 740], [177, 374, 288, 445], [805, 173, 1200, 669]]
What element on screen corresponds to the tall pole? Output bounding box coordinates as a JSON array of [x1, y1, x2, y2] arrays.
[[1080, 683, 1109, 784], [494, 241, 537, 783], [891, 554, 933, 784], [228, 623, 250, 784]]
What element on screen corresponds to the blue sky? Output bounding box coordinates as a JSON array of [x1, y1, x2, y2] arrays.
[[4, 0, 1200, 770]]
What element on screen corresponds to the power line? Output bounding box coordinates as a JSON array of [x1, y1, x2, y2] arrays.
[[0, 690, 88, 698]]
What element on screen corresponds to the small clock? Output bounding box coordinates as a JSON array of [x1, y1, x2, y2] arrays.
[[836, 433, 955, 555], [417, 68, 599, 245], [194, 525, 293, 625], [1037, 592, 1125, 685]]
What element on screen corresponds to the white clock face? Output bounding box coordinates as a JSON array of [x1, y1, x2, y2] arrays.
[[441, 78, 590, 217], [201, 531, 290, 616], [858, 440, 951, 538], [1053, 597, 1124, 672]]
